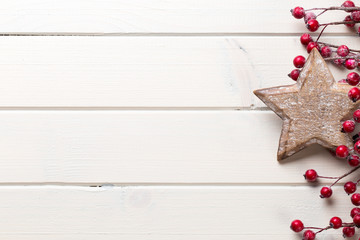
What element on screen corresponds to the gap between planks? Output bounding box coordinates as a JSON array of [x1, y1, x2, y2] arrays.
[[0, 185, 344, 192], [0, 107, 268, 111], [0, 182, 319, 187], [0, 32, 353, 37]]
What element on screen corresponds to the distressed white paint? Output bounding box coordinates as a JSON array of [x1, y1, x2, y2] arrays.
[[0, 110, 352, 184], [0, 0, 349, 34], [0, 0, 357, 239], [0, 36, 356, 108], [0, 186, 352, 240]]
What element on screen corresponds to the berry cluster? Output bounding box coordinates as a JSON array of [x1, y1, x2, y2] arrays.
[[290, 1, 360, 103], [291, 218, 356, 240], [289, 2, 360, 239], [291, 162, 360, 239], [290, 110, 360, 239]]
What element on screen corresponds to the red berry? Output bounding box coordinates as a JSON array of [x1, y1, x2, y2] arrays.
[[304, 12, 316, 24], [304, 169, 318, 182], [347, 72, 360, 86], [349, 155, 360, 166], [352, 10, 360, 21], [345, 181, 357, 194], [351, 207, 360, 217], [352, 193, 360, 206], [345, 15, 356, 27], [358, 26, 360, 36], [330, 216, 342, 229], [300, 33, 313, 45], [288, 69, 300, 81], [306, 19, 319, 32], [336, 145, 349, 158], [320, 186, 332, 198], [354, 110, 360, 122], [320, 46, 332, 58], [343, 120, 356, 133], [292, 7, 305, 19], [354, 214, 360, 226], [355, 141, 360, 154], [343, 226, 355, 237], [342, 1, 356, 11], [337, 45, 350, 57], [293, 55, 306, 68], [307, 42, 320, 53], [333, 58, 345, 66], [348, 87, 360, 102], [342, 1, 355, 7], [303, 230, 316, 240], [345, 59, 357, 70], [290, 219, 304, 232]]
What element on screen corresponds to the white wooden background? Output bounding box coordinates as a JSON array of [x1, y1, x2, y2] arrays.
[[0, 1, 358, 239]]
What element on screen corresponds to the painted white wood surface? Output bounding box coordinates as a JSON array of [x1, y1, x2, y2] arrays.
[[0, 110, 353, 184], [0, 186, 352, 240], [0, 36, 356, 108], [0, 0, 357, 239], [0, 0, 350, 34]]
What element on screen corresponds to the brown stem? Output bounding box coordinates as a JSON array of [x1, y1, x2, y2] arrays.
[[316, 25, 328, 42], [320, 20, 360, 26], [330, 165, 360, 187], [342, 222, 356, 228], [306, 7, 360, 11], [316, 9, 328, 18], [317, 42, 360, 53], [317, 176, 338, 179], [324, 56, 357, 61], [316, 226, 331, 234], [305, 223, 355, 234]]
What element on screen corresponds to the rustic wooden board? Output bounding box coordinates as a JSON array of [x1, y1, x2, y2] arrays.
[[0, 186, 351, 239], [0, 36, 355, 108], [0, 110, 352, 184], [0, 0, 349, 34]]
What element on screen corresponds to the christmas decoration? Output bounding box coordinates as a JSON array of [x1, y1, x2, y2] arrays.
[[254, 49, 358, 161], [254, 1, 360, 239]]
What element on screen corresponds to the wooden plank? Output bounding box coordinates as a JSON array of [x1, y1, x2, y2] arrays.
[[0, 0, 350, 34], [0, 186, 351, 239], [0, 36, 356, 108], [0, 110, 352, 183]]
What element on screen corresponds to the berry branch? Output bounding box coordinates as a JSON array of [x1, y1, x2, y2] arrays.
[[289, 2, 360, 240], [289, 2, 360, 83], [291, 218, 357, 239], [317, 42, 360, 52]]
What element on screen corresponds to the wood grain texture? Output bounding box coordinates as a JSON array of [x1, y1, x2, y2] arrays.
[[0, 110, 352, 184], [0, 186, 351, 240], [0, 0, 350, 34], [0, 36, 356, 108]]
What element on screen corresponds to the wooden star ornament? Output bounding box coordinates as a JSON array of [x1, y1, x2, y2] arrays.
[[254, 48, 359, 161]]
